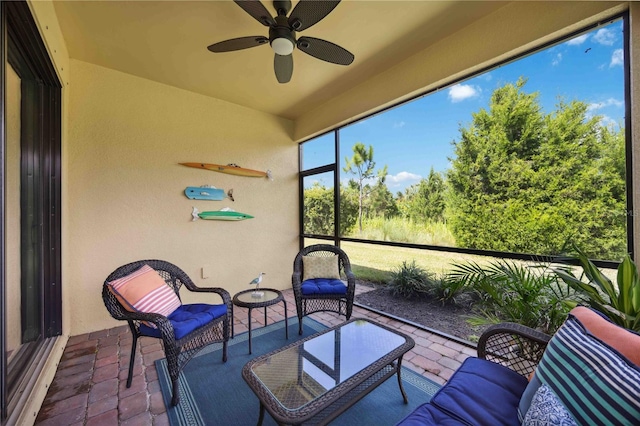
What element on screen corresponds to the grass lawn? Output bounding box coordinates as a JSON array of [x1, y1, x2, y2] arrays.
[[306, 239, 490, 284], [305, 239, 618, 285]]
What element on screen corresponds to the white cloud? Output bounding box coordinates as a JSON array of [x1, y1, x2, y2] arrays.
[[610, 49, 624, 67], [448, 84, 480, 103], [587, 98, 623, 113], [552, 53, 562, 66], [393, 121, 406, 128], [386, 172, 422, 189], [598, 115, 618, 129], [593, 28, 616, 46], [567, 34, 589, 45]]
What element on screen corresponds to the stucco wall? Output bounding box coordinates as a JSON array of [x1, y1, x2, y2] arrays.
[[66, 59, 297, 335]]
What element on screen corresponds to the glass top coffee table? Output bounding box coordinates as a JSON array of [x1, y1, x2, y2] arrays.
[[242, 318, 415, 425]]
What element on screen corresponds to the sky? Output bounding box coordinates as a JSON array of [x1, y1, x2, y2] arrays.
[[303, 19, 626, 194]]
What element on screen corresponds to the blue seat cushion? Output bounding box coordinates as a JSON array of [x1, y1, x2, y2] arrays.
[[139, 303, 227, 340], [428, 357, 528, 426], [300, 278, 347, 296]]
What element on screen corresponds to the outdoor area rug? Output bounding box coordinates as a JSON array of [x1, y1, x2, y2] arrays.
[[156, 317, 441, 425]]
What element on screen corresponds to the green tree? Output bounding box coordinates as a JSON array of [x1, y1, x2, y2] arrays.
[[343, 142, 376, 232], [369, 165, 399, 218], [401, 168, 446, 223], [303, 182, 334, 235], [303, 180, 360, 236], [339, 181, 359, 235], [447, 78, 626, 260]]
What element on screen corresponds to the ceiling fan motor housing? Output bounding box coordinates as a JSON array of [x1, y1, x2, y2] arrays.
[[269, 15, 296, 54]]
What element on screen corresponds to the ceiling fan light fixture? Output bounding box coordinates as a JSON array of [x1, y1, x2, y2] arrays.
[[271, 37, 294, 55]]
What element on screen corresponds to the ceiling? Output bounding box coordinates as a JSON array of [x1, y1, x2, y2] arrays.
[[52, 1, 507, 121]]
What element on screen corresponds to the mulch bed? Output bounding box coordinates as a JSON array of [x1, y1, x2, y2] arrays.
[[355, 284, 489, 342]]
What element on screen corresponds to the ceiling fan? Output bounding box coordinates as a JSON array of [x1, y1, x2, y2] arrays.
[[207, 0, 354, 84]]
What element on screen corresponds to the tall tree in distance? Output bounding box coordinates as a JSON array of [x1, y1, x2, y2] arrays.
[[401, 168, 446, 223], [369, 165, 399, 218], [447, 78, 626, 260], [343, 142, 376, 232]]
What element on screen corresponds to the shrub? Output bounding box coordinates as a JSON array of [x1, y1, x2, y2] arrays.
[[388, 260, 434, 298], [447, 259, 577, 334]]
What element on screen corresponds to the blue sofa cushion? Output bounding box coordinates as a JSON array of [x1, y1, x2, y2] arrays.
[[300, 278, 347, 296], [139, 303, 227, 340], [430, 357, 528, 425], [396, 402, 468, 425]]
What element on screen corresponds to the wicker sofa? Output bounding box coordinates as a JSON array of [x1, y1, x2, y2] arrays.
[[397, 306, 640, 425]]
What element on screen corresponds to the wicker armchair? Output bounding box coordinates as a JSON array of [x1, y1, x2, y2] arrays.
[[292, 244, 356, 335], [477, 322, 551, 378], [102, 260, 231, 406]]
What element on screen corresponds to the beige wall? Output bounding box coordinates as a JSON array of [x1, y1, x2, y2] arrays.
[[67, 59, 297, 335]]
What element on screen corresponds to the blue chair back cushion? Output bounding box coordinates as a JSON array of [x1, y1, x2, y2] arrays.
[[300, 278, 347, 296], [139, 303, 227, 340], [398, 357, 528, 426]]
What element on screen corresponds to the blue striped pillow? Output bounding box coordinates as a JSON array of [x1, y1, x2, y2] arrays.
[[535, 315, 640, 425]]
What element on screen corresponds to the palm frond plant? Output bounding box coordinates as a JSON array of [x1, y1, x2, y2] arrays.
[[553, 246, 640, 331], [447, 259, 577, 334], [431, 274, 476, 305]]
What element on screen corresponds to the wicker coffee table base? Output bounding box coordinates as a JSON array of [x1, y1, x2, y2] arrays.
[[243, 318, 415, 426]]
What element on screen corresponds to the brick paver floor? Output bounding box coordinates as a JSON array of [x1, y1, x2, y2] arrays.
[[34, 286, 476, 425]]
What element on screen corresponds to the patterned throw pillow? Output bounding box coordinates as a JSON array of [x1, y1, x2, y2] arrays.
[[533, 315, 640, 424], [518, 306, 640, 422], [302, 255, 340, 281], [523, 384, 577, 426], [107, 264, 182, 327]]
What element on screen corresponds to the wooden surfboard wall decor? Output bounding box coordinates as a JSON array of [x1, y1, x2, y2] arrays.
[[180, 162, 272, 180]]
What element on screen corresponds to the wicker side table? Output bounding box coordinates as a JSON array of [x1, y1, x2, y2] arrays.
[[232, 288, 288, 354]]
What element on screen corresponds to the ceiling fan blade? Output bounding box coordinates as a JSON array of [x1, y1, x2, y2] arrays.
[[297, 36, 354, 65], [233, 0, 275, 26], [207, 36, 269, 53], [274, 53, 293, 84], [288, 0, 340, 32]]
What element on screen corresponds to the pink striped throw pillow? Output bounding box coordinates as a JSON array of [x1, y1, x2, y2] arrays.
[[107, 264, 181, 327]]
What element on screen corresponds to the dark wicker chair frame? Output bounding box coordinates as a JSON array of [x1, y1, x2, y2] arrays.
[[102, 259, 231, 406], [477, 322, 551, 378], [292, 244, 356, 335]]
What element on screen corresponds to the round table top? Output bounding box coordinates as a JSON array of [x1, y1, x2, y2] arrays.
[[233, 288, 283, 308]]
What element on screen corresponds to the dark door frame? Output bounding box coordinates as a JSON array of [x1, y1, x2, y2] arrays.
[[1, 0, 62, 420]]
